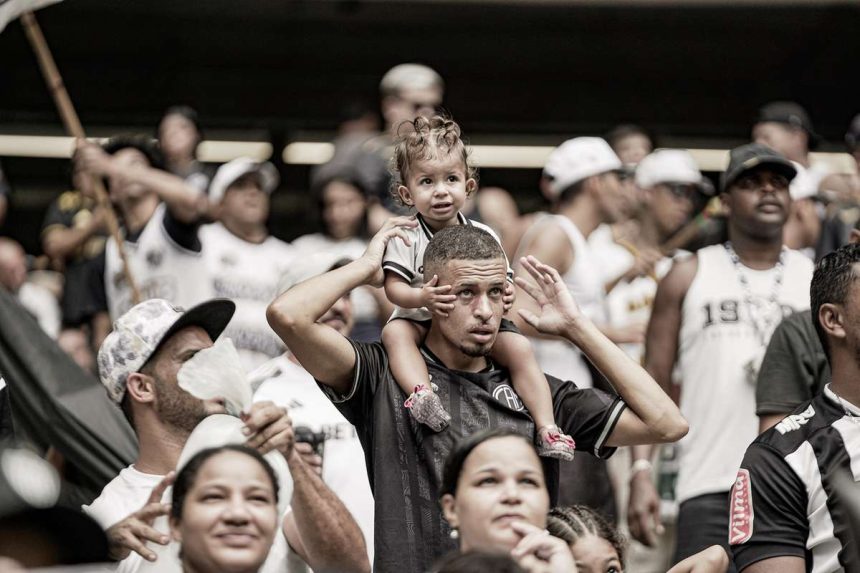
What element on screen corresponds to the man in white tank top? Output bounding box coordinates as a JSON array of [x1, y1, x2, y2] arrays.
[[512, 137, 644, 387], [629, 144, 814, 568], [77, 136, 213, 323], [200, 158, 295, 371]]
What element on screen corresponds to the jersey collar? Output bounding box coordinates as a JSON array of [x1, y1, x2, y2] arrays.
[[824, 383, 860, 417], [416, 212, 471, 241], [420, 343, 495, 373]]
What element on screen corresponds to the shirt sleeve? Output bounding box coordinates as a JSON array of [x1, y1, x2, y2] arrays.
[[315, 340, 386, 435], [550, 378, 626, 459], [756, 312, 821, 415], [381, 229, 416, 282], [730, 443, 808, 571]]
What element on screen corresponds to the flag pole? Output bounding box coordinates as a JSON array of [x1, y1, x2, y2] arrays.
[[19, 11, 142, 305]]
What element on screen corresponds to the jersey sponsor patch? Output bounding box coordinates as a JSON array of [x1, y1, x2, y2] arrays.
[[729, 469, 754, 545], [774, 405, 815, 435]]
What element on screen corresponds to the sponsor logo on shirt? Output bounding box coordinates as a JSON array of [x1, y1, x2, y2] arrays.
[[492, 384, 524, 412], [774, 405, 815, 435], [729, 469, 754, 545]]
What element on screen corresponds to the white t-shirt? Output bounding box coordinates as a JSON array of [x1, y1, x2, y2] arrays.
[[588, 224, 635, 285], [17, 281, 61, 339], [83, 464, 291, 573], [291, 233, 378, 326], [104, 203, 213, 321], [251, 354, 375, 564], [200, 222, 295, 371], [675, 244, 813, 503]]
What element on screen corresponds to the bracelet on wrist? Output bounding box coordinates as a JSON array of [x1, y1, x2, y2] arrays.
[[630, 459, 653, 478]]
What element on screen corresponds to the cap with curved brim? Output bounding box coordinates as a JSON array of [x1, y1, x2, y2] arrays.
[[148, 298, 236, 365], [721, 144, 797, 192]]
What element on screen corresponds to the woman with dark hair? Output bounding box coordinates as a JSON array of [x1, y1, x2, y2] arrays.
[[437, 428, 575, 573], [169, 444, 280, 573], [292, 173, 389, 341], [546, 505, 626, 573], [157, 105, 211, 194]]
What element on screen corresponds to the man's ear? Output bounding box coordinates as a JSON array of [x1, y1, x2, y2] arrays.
[[440, 493, 459, 530], [397, 185, 414, 207], [849, 229, 860, 245], [126, 371, 157, 405], [819, 303, 846, 343]]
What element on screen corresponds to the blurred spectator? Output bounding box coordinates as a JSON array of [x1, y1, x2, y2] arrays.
[[606, 124, 654, 167], [57, 327, 97, 375], [312, 63, 445, 233], [41, 150, 110, 344], [250, 255, 375, 563], [461, 186, 523, 258], [292, 174, 388, 341], [546, 505, 627, 572], [0, 160, 9, 228], [632, 144, 812, 567], [201, 158, 294, 371], [79, 136, 212, 321], [845, 113, 860, 200], [0, 238, 60, 339], [157, 105, 211, 194]]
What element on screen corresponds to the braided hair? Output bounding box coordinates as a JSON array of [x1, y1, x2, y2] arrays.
[[546, 505, 627, 568]]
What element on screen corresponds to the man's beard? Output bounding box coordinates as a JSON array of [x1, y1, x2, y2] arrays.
[[457, 340, 493, 358], [153, 375, 208, 435]]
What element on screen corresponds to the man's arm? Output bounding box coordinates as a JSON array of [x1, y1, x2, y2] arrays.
[[42, 204, 107, 261], [283, 451, 370, 573], [515, 255, 688, 446], [267, 217, 417, 394]]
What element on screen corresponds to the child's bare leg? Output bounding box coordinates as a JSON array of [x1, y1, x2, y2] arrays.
[[491, 331, 576, 460], [381, 319, 450, 431]]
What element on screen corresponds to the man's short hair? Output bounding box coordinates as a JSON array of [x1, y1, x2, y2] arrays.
[[379, 63, 444, 98], [810, 243, 860, 362], [423, 225, 505, 281], [103, 135, 164, 170]]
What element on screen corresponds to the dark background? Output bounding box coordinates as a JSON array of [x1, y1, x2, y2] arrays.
[[1, 0, 857, 251]]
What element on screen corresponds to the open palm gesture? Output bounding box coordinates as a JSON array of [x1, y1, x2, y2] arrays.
[[514, 255, 584, 337]]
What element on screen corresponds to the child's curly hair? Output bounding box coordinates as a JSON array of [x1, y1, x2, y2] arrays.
[[390, 115, 478, 206]]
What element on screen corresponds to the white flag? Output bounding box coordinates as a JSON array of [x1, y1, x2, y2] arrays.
[[0, 0, 62, 34]]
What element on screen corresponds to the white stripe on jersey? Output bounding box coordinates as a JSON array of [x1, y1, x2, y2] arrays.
[[785, 441, 843, 573], [833, 417, 860, 481]]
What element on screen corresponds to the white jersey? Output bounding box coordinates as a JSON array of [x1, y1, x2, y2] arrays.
[[251, 355, 375, 563], [83, 464, 292, 573], [291, 233, 378, 325], [382, 212, 512, 322], [588, 224, 635, 284], [105, 203, 213, 321], [200, 223, 295, 371], [517, 214, 607, 387], [675, 244, 813, 503]]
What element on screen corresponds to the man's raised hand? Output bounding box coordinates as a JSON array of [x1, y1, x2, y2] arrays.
[[514, 255, 584, 337], [105, 471, 175, 562]]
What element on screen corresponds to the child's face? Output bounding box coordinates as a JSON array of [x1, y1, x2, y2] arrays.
[[398, 153, 475, 228]]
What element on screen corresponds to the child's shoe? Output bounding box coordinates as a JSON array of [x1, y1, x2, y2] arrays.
[[404, 383, 451, 432], [536, 425, 576, 461]]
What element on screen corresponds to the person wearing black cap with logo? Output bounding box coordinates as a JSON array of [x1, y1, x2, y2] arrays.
[[628, 143, 814, 568], [84, 298, 369, 573]]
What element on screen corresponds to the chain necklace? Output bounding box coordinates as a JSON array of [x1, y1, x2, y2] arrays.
[[828, 384, 860, 427], [724, 242, 787, 385]]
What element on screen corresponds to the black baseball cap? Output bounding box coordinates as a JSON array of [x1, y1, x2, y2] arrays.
[[755, 101, 821, 150], [721, 143, 797, 193]]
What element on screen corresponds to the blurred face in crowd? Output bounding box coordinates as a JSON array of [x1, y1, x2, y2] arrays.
[[383, 86, 443, 130], [612, 134, 652, 166], [752, 122, 807, 161], [59, 329, 96, 375], [159, 113, 200, 162], [222, 174, 269, 228], [430, 257, 506, 358], [593, 172, 627, 224], [171, 450, 278, 573], [129, 326, 226, 434], [321, 180, 367, 240], [647, 183, 696, 238], [0, 240, 27, 293], [441, 436, 549, 553], [318, 292, 353, 337], [568, 534, 624, 573], [108, 147, 152, 202], [724, 166, 792, 240]]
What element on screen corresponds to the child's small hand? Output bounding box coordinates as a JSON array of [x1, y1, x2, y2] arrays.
[[502, 282, 516, 313], [421, 275, 456, 317]]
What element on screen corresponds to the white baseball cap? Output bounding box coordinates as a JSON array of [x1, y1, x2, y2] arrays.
[[208, 157, 279, 204], [635, 149, 709, 192], [546, 137, 622, 197]]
